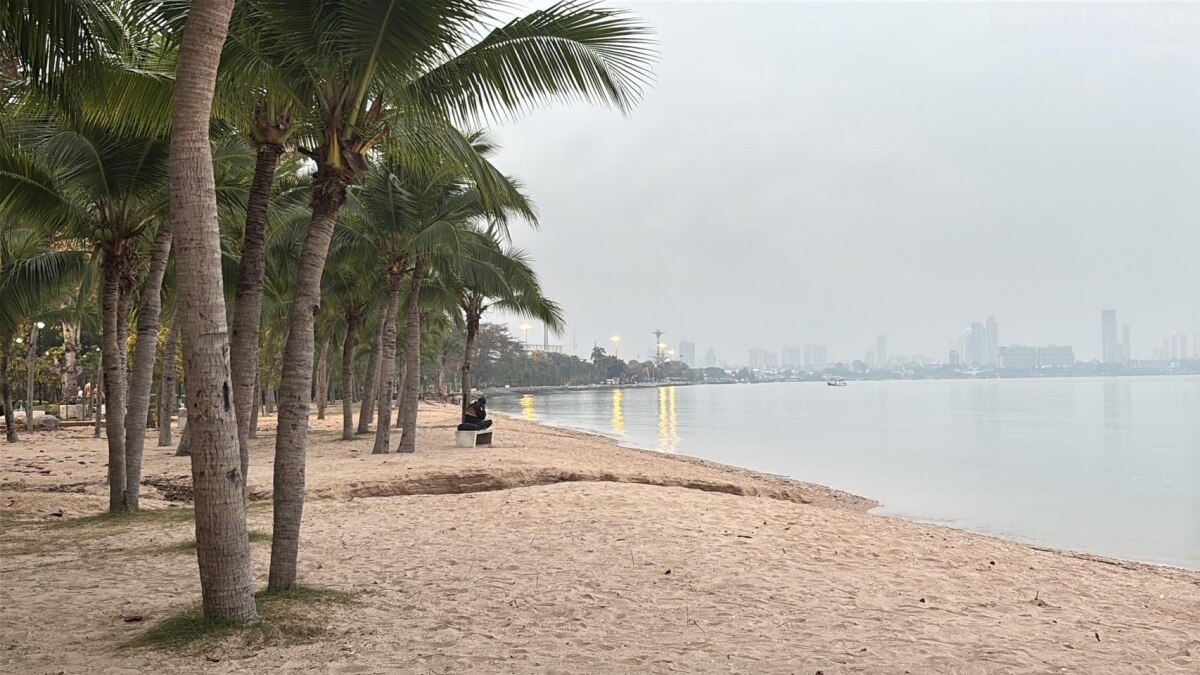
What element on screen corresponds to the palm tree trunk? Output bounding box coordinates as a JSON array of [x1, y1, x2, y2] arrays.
[[169, 0, 256, 621], [372, 273, 402, 454], [93, 350, 103, 438], [25, 326, 37, 434], [461, 315, 480, 419], [101, 254, 128, 512], [2, 346, 18, 442], [158, 313, 179, 447], [60, 321, 80, 408], [230, 142, 284, 499], [249, 371, 260, 439], [315, 336, 330, 420], [265, 381, 275, 414], [340, 308, 360, 440], [357, 311, 383, 434], [124, 224, 172, 509], [397, 260, 425, 454], [395, 360, 407, 429], [269, 170, 349, 592]]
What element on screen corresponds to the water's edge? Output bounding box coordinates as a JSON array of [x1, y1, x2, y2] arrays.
[[492, 407, 1199, 573]]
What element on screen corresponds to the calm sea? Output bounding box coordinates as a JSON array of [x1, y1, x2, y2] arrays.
[[491, 376, 1200, 570]]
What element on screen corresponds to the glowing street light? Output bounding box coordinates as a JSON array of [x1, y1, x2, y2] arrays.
[[519, 323, 533, 348], [610, 335, 621, 358]]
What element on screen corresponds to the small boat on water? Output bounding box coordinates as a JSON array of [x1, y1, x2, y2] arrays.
[[826, 377, 847, 387]]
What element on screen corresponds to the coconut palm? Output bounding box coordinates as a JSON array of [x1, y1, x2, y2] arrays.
[[0, 222, 88, 441], [203, 0, 655, 591], [0, 113, 170, 511], [453, 234, 564, 417], [167, 0, 256, 622], [345, 143, 535, 454]]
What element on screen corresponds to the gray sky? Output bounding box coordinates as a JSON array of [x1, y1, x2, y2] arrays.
[[491, 1, 1200, 364]]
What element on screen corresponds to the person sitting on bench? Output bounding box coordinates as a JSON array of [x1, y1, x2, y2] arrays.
[[458, 396, 493, 431]]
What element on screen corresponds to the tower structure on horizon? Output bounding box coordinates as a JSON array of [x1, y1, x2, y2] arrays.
[[652, 328, 666, 362]]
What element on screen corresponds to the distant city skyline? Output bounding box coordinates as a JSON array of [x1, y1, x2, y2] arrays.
[[505, 307, 1197, 368], [488, 2, 1197, 368]]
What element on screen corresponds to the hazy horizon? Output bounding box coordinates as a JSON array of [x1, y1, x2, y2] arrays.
[[489, 1, 1200, 365]]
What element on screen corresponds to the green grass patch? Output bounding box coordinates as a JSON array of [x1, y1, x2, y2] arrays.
[[124, 586, 358, 651], [45, 507, 196, 530], [136, 530, 271, 556]]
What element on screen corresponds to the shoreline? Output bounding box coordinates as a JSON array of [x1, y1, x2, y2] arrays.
[[2, 404, 1198, 673], [496, 407, 1200, 574]]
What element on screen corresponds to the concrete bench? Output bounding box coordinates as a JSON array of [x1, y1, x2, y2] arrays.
[[455, 428, 493, 447]]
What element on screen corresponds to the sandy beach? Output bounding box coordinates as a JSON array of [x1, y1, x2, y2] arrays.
[[2, 403, 1198, 673]]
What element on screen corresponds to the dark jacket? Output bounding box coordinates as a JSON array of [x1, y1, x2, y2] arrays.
[[464, 399, 487, 422]]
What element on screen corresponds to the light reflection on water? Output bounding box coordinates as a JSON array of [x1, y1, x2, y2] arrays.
[[658, 386, 679, 453], [520, 394, 536, 421], [494, 378, 1200, 569], [611, 389, 624, 434]]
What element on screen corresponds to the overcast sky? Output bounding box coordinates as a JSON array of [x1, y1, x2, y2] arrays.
[[489, 1, 1200, 364]]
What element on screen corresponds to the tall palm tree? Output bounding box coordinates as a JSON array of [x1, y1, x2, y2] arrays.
[[0, 113, 169, 511], [453, 235, 564, 417], [0, 222, 88, 441], [218, 0, 655, 591], [167, 0, 256, 622]]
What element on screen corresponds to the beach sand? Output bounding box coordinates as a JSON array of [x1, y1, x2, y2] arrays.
[[2, 403, 1197, 673]]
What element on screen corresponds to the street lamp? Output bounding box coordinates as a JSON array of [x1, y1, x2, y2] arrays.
[[519, 323, 533, 349], [610, 335, 621, 359]]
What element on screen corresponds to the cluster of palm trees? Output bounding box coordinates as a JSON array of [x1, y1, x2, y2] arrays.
[[1, 0, 652, 621]]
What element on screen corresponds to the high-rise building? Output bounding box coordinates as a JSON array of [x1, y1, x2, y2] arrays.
[[803, 345, 827, 367], [985, 316, 999, 365], [704, 348, 717, 368], [948, 350, 961, 366], [678, 341, 695, 367], [748, 348, 765, 370], [1101, 310, 1121, 363], [875, 335, 887, 366], [966, 322, 988, 365], [1121, 325, 1131, 362], [764, 351, 779, 370], [781, 345, 802, 369]]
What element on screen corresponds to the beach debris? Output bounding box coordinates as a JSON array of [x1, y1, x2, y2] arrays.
[[664, 569, 671, 575], [919, 598, 926, 603], [205, 655, 222, 663], [1095, 631, 1101, 642], [736, 534, 752, 539], [49, 509, 64, 518], [122, 615, 143, 623]]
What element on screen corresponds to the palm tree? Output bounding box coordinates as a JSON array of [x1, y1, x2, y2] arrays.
[[215, 0, 655, 591], [0, 222, 88, 441], [167, 0, 256, 622], [0, 112, 170, 511], [345, 143, 535, 453], [454, 235, 563, 417]]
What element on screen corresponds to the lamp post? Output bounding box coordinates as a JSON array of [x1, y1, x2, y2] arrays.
[[610, 335, 621, 359], [519, 323, 533, 351]]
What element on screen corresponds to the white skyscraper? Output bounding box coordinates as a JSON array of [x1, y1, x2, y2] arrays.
[[875, 335, 887, 366]]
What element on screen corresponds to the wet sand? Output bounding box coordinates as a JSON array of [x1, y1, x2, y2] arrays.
[[2, 403, 1197, 673]]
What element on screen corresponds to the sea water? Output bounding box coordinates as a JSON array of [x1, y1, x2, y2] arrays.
[[491, 376, 1200, 569]]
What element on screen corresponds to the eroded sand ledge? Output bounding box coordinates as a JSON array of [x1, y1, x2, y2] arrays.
[[2, 403, 1197, 673]]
